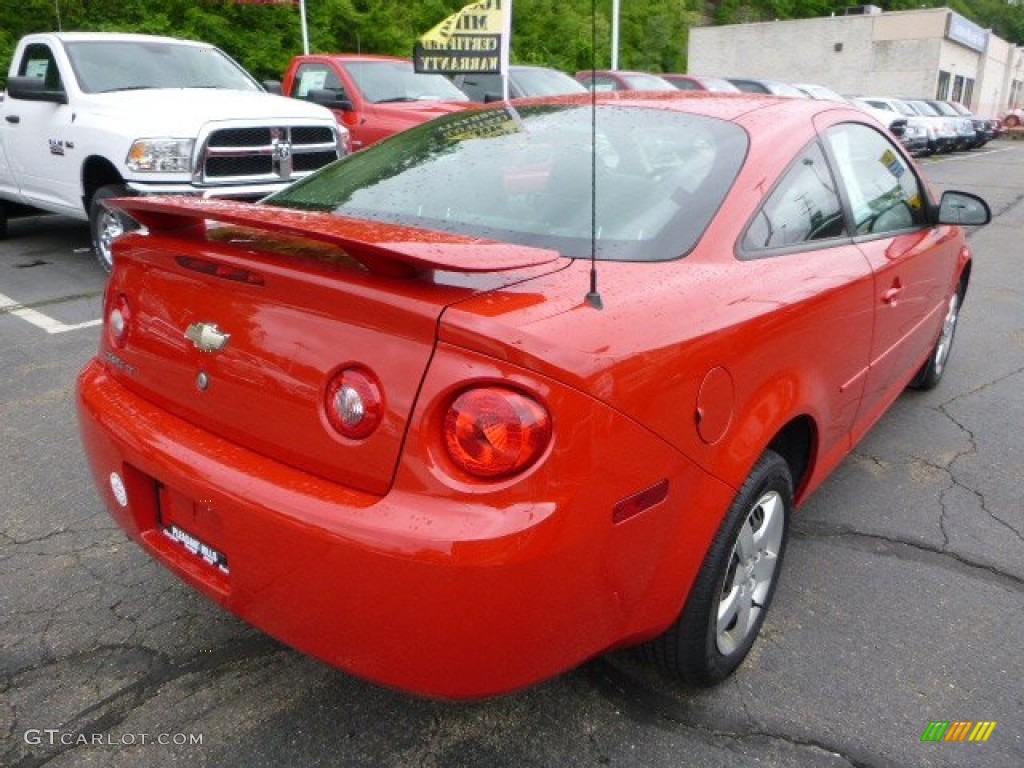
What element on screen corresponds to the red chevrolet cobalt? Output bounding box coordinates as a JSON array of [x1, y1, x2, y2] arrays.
[[77, 93, 989, 698]]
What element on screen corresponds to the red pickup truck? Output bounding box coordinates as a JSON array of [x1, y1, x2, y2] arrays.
[[275, 54, 471, 150]]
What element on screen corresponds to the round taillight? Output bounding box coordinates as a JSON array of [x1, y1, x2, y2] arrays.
[[108, 294, 131, 348], [325, 367, 384, 440], [444, 387, 552, 478]]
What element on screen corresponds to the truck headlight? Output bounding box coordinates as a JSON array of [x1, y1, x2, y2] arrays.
[[126, 139, 194, 172]]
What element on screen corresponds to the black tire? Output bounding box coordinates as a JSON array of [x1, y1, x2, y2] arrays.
[[0, 200, 8, 239], [644, 450, 792, 685], [909, 282, 965, 391], [89, 184, 137, 273]]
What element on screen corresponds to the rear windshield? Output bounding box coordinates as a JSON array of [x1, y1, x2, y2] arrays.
[[267, 103, 748, 262]]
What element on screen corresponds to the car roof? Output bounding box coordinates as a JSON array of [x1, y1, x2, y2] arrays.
[[50, 31, 212, 46], [504, 90, 850, 124], [323, 53, 409, 63]]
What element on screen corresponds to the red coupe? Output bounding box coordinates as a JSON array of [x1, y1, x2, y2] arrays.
[[77, 92, 989, 699]]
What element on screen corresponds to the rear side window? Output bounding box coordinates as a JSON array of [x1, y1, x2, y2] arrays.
[[742, 141, 846, 253]]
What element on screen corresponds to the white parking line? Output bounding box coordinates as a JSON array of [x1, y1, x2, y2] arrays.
[[0, 292, 102, 334], [923, 145, 1018, 163]]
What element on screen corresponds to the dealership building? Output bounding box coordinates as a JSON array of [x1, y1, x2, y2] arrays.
[[688, 6, 1023, 118]]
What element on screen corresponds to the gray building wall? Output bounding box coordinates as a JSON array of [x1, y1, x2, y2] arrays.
[[689, 8, 1023, 117]]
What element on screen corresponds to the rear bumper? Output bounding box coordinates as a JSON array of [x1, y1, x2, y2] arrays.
[[77, 358, 733, 698]]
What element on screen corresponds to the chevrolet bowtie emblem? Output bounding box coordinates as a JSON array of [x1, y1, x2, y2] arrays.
[[185, 322, 231, 352]]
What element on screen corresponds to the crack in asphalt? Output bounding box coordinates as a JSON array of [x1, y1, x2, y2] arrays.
[[936, 366, 1024, 545], [791, 523, 1024, 590], [819, 363, 1024, 585], [5, 637, 283, 768], [584, 659, 876, 768], [939, 402, 1024, 542]]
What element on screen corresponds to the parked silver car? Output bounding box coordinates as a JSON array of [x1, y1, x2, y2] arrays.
[[921, 99, 977, 150], [946, 101, 997, 148], [902, 99, 961, 152]]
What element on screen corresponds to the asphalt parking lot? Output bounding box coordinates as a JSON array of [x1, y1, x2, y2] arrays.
[[2, 143, 1022, 768]]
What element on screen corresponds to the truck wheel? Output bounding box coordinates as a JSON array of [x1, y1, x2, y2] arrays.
[[89, 185, 137, 273], [643, 450, 792, 685], [0, 201, 8, 239]]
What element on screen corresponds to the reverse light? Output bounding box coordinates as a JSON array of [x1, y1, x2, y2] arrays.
[[444, 387, 552, 479], [126, 138, 194, 173], [107, 294, 132, 348], [325, 367, 384, 440]]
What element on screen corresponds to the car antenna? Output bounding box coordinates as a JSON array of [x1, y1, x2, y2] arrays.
[[584, 0, 603, 310]]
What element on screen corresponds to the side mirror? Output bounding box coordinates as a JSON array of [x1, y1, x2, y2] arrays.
[[308, 88, 353, 111], [263, 79, 283, 95], [935, 190, 990, 226], [6, 76, 67, 104]]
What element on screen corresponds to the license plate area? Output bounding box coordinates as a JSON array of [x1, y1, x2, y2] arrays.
[[157, 485, 230, 575]]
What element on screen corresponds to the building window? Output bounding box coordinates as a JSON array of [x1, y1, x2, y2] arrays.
[[952, 75, 965, 103], [963, 78, 975, 106], [936, 70, 951, 99]]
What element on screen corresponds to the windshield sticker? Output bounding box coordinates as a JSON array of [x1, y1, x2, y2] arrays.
[[437, 106, 524, 142], [296, 69, 328, 98], [880, 148, 905, 178], [24, 59, 49, 79]]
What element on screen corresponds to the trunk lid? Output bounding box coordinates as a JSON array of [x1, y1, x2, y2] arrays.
[[103, 197, 566, 496]]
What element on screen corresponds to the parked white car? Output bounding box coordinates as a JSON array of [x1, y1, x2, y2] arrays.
[[848, 96, 930, 156], [855, 96, 950, 155]]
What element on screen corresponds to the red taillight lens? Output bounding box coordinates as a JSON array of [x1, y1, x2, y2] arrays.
[[107, 294, 131, 348], [444, 387, 552, 478], [325, 367, 384, 440]]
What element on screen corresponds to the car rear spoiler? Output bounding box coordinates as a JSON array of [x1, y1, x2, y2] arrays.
[[109, 196, 563, 277]]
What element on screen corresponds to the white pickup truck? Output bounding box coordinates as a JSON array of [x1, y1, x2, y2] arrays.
[[0, 32, 346, 270]]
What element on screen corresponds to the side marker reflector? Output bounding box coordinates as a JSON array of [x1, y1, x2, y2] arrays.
[[613, 479, 669, 524]]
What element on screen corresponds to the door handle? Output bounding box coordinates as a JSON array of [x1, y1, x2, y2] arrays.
[[882, 285, 904, 305], [5, 115, 20, 124]]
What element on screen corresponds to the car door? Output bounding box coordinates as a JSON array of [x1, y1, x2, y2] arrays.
[[3, 42, 80, 214], [822, 122, 962, 441], [0, 131, 19, 203], [289, 60, 365, 146], [739, 139, 875, 470]]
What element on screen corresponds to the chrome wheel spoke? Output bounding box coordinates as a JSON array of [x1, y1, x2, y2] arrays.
[[735, 518, 756, 561], [752, 492, 783, 551], [933, 293, 959, 375], [717, 583, 740, 636]]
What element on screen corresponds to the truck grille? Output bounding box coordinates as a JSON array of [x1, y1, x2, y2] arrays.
[[196, 124, 341, 185]]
